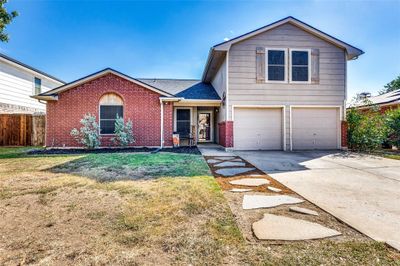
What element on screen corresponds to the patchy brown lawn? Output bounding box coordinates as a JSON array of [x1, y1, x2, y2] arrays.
[[0, 148, 399, 265]]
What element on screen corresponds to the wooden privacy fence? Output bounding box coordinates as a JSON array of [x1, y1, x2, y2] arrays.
[[0, 114, 45, 146]]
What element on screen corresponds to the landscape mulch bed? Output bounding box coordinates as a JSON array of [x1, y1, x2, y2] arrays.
[[28, 146, 201, 155]]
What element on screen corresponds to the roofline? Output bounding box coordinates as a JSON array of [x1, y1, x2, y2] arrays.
[[212, 16, 364, 57], [37, 68, 175, 99], [349, 101, 400, 109], [0, 53, 65, 84]]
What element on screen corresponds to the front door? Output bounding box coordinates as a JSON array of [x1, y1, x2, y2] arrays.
[[198, 111, 213, 142]]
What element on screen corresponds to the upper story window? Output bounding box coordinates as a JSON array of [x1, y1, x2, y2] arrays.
[[34, 77, 41, 94], [99, 93, 123, 134], [290, 49, 310, 82], [266, 48, 287, 82]]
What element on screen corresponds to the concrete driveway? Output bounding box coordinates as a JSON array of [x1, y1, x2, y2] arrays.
[[235, 151, 400, 250]]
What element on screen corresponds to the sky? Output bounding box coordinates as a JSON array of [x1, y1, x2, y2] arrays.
[[1, 0, 400, 99]]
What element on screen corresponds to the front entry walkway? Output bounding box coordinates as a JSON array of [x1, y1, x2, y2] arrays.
[[235, 151, 400, 251], [197, 143, 235, 157]]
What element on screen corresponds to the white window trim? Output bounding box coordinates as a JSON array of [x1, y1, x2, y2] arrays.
[[265, 47, 288, 84], [173, 107, 193, 133], [289, 48, 311, 84], [99, 104, 124, 136]]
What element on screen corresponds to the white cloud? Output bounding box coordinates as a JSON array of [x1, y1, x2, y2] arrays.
[[223, 37, 230, 41]]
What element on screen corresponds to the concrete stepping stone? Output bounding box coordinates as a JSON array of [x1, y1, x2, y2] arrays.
[[229, 178, 270, 187], [214, 161, 246, 167], [249, 174, 267, 177], [243, 195, 303, 210], [231, 158, 244, 162], [268, 186, 282, 193], [289, 206, 319, 216], [207, 159, 221, 164], [253, 214, 341, 240], [230, 188, 253, 193], [215, 167, 255, 177], [213, 156, 236, 160]]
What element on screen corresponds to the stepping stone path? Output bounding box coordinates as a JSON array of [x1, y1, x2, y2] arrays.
[[268, 186, 282, 193], [289, 206, 319, 216], [230, 188, 253, 193], [231, 158, 244, 162], [213, 156, 236, 160], [214, 161, 246, 167], [229, 178, 270, 187], [207, 159, 221, 164], [243, 195, 303, 210], [252, 214, 341, 240], [216, 167, 255, 177]]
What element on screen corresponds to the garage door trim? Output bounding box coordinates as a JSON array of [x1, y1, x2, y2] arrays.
[[289, 105, 342, 151], [232, 105, 286, 151]]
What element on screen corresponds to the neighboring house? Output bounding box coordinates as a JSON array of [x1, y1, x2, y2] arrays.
[[33, 16, 363, 150], [0, 53, 64, 114], [351, 89, 400, 113]]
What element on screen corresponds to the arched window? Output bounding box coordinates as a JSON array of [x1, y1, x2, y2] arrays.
[[99, 93, 123, 134]]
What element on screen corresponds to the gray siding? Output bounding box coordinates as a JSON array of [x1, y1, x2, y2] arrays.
[[227, 23, 346, 150], [211, 58, 226, 123]]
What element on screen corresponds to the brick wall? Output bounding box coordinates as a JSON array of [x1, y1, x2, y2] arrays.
[[46, 73, 172, 147], [218, 121, 233, 147], [341, 120, 348, 148]]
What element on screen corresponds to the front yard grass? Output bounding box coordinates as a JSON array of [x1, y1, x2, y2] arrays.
[[0, 147, 399, 265]]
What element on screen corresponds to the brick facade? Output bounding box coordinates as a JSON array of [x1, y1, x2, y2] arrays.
[[341, 120, 348, 149], [46, 73, 173, 147], [218, 121, 233, 148]]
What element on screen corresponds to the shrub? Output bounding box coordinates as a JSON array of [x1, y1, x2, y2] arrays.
[[385, 108, 400, 148], [111, 114, 135, 147], [347, 107, 388, 151], [70, 113, 101, 149]]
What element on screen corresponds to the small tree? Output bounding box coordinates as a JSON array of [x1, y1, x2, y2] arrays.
[[111, 114, 135, 147], [70, 113, 101, 149], [347, 108, 388, 151], [379, 75, 400, 95], [385, 108, 400, 148]]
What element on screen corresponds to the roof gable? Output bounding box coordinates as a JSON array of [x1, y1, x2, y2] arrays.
[[213, 16, 363, 59], [203, 16, 364, 82], [33, 68, 175, 100]]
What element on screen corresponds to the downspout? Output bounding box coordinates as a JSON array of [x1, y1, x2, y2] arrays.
[[160, 99, 164, 149]]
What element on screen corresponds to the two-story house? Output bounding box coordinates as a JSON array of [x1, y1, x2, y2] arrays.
[[33, 16, 363, 150], [0, 53, 64, 114]]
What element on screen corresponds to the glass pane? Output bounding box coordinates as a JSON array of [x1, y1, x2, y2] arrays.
[[268, 50, 285, 65], [100, 106, 123, 119], [177, 121, 190, 135], [268, 66, 285, 81], [34, 77, 41, 94], [177, 109, 190, 120], [100, 120, 115, 134], [292, 51, 308, 65], [292, 66, 309, 81]]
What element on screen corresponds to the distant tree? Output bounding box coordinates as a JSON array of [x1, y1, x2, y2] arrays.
[[379, 75, 400, 95], [0, 0, 18, 42]]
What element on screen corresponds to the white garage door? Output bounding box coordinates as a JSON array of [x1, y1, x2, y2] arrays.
[[292, 107, 339, 150], [234, 108, 283, 150]]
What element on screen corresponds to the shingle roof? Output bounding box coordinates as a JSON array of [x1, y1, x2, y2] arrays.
[[138, 78, 220, 100], [354, 89, 400, 107], [35, 68, 220, 101], [0, 53, 65, 84]]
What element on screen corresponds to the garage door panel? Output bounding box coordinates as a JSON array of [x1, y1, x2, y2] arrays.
[[234, 108, 283, 150], [292, 108, 339, 150]]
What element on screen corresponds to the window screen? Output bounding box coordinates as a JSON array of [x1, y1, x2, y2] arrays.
[[99, 105, 123, 134], [34, 77, 41, 94], [291, 51, 309, 82], [267, 50, 285, 81], [176, 109, 190, 135]]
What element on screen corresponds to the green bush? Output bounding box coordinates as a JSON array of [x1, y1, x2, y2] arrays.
[[347, 108, 388, 151], [70, 113, 101, 149], [385, 108, 400, 148], [111, 114, 135, 147]]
